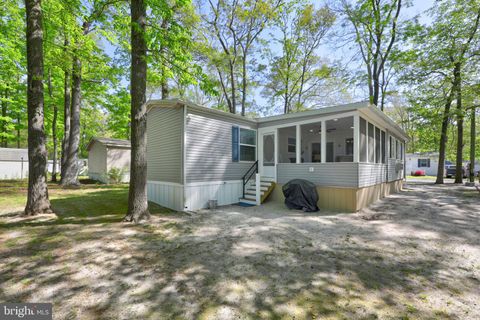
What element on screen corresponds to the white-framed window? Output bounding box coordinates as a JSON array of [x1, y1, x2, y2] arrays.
[[239, 128, 256, 162], [418, 159, 430, 168], [287, 137, 296, 153]]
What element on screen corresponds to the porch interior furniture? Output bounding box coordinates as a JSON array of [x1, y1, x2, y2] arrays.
[[336, 155, 353, 162]]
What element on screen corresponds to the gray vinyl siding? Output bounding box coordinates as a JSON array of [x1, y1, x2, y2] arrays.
[[0, 148, 28, 161], [387, 158, 404, 182], [277, 163, 359, 187], [278, 163, 389, 188], [358, 163, 386, 187], [147, 107, 183, 183], [185, 108, 256, 183], [386, 132, 405, 182]]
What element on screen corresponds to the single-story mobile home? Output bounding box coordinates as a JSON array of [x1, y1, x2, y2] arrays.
[[406, 152, 439, 176], [87, 137, 131, 183], [146, 99, 407, 212], [0, 148, 28, 180]]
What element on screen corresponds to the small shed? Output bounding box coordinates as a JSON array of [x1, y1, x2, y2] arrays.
[[86, 137, 131, 183], [0, 148, 29, 180]]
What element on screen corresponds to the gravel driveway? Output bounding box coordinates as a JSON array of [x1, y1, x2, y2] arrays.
[[1, 181, 479, 319]]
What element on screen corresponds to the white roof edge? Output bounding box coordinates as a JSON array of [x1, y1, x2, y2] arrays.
[[257, 101, 371, 122], [146, 98, 408, 140], [365, 105, 409, 141], [147, 98, 258, 124]]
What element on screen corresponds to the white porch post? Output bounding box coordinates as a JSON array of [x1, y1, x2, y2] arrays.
[[353, 114, 360, 163], [274, 128, 278, 164], [274, 128, 278, 181], [255, 173, 261, 205], [365, 120, 369, 163], [296, 124, 301, 164], [321, 120, 326, 163]]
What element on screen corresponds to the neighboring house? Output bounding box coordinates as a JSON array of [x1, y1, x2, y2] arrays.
[[46, 159, 88, 176], [86, 138, 131, 183], [406, 152, 439, 176], [146, 99, 408, 212], [0, 148, 28, 180]]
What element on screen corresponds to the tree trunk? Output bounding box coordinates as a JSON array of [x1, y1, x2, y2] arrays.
[[51, 105, 58, 182], [453, 62, 463, 184], [16, 113, 21, 148], [160, 20, 169, 99], [435, 89, 454, 184], [297, 61, 307, 111], [241, 50, 248, 116], [47, 68, 58, 182], [161, 82, 168, 99], [24, 0, 53, 215], [469, 106, 476, 183], [61, 56, 81, 186], [124, 0, 150, 222], [229, 61, 236, 114], [1, 88, 7, 148], [61, 38, 71, 180]]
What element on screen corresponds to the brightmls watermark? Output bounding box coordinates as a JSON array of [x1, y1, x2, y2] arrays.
[[0, 303, 52, 320]]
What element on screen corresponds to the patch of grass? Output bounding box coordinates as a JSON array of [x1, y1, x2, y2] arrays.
[[0, 179, 176, 228], [405, 303, 418, 314], [418, 293, 428, 302], [459, 190, 479, 198], [406, 175, 436, 180]]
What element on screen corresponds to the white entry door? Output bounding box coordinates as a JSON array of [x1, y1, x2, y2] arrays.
[[259, 131, 276, 179]]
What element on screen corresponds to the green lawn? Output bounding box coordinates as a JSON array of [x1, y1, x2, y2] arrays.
[[0, 180, 190, 319], [406, 175, 437, 180], [0, 179, 175, 225]]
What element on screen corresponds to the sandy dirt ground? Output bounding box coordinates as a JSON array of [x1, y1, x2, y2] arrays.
[[0, 182, 479, 319]]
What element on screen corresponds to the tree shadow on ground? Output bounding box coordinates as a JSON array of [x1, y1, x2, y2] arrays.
[[0, 183, 478, 319], [0, 184, 179, 227]]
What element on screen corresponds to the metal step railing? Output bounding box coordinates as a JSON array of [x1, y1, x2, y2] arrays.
[[242, 160, 258, 199]]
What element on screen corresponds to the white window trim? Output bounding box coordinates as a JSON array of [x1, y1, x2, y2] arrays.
[[418, 159, 430, 168], [287, 136, 296, 153], [239, 128, 257, 162]]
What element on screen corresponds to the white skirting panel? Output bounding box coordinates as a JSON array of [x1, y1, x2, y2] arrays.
[[184, 180, 243, 211], [147, 181, 184, 211], [0, 161, 29, 180]]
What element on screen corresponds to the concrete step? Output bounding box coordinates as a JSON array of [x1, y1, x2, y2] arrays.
[[246, 186, 268, 192], [260, 176, 275, 182], [243, 194, 256, 201], [245, 185, 270, 191], [245, 190, 265, 196], [251, 182, 272, 188]]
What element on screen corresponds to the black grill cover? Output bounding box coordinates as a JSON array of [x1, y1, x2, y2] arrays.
[[282, 179, 319, 212]]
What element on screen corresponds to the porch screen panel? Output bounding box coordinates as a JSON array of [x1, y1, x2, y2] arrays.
[[263, 134, 275, 166], [389, 136, 395, 158], [396, 139, 400, 159], [368, 122, 374, 162], [381, 130, 386, 163], [375, 127, 381, 163], [359, 118, 367, 162]]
